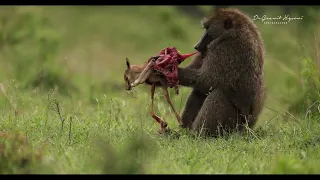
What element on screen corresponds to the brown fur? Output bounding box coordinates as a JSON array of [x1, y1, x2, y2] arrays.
[[178, 8, 266, 137], [124, 58, 182, 134], [124, 59, 162, 90]]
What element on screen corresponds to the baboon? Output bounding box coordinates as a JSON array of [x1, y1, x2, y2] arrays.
[[178, 8, 266, 137]]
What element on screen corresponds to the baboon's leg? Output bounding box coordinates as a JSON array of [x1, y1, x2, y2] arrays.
[[178, 53, 204, 128], [191, 89, 241, 137], [180, 89, 207, 128], [150, 84, 168, 133], [161, 85, 183, 127]]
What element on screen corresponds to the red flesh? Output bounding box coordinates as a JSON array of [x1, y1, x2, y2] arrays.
[[147, 47, 198, 88]]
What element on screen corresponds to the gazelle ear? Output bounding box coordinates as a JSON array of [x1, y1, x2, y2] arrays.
[[126, 57, 130, 69]]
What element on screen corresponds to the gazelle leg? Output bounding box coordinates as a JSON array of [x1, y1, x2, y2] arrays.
[[131, 61, 156, 87], [162, 85, 183, 127], [174, 86, 179, 95], [150, 84, 168, 133]]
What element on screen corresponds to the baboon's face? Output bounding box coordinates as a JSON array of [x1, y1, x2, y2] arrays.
[[194, 13, 232, 53], [124, 58, 134, 91]]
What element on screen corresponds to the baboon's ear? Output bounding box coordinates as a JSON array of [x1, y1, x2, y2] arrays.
[[126, 57, 130, 69], [201, 18, 208, 28], [224, 17, 233, 29]]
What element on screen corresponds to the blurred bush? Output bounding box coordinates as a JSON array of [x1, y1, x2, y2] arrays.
[[158, 9, 187, 41], [0, 7, 77, 96], [0, 131, 44, 174], [285, 56, 320, 117], [92, 132, 157, 174]]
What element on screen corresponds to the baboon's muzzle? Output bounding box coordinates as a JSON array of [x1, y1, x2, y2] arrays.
[[194, 30, 213, 53]]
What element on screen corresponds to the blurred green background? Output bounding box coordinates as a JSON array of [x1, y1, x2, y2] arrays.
[[0, 6, 320, 174]]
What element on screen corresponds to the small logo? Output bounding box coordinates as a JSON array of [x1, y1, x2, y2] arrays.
[[252, 15, 304, 25]]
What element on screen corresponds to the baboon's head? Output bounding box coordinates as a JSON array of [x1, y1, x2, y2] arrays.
[[194, 8, 241, 53], [124, 58, 135, 91]]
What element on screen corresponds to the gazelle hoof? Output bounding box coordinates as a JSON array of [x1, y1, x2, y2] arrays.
[[157, 128, 180, 139]]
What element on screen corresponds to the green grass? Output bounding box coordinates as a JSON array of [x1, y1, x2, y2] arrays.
[[0, 6, 320, 174]]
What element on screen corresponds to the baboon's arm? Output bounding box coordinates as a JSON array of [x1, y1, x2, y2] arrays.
[[178, 67, 218, 95], [178, 29, 239, 94], [177, 68, 199, 87]]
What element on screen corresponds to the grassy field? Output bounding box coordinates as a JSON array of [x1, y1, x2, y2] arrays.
[[1, 6, 320, 174]]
